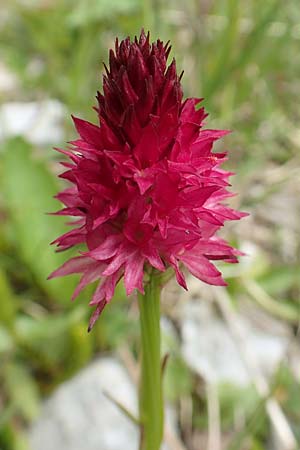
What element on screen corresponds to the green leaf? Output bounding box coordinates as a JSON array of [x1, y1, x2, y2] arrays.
[[258, 265, 300, 296], [15, 307, 86, 345], [163, 355, 192, 401], [227, 394, 269, 450], [14, 307, 93, 378], [0, 423, 30, 450], [0, 326, 14, 355], [0, 269, 17, 327], [161, 322, 192, 401], [0, 403, 15, 430], [3, 362, 40, 422], [1, 137, 76, 303], [243, 278, 300, 323]]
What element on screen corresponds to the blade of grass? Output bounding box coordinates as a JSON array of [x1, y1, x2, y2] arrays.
[[205, 0, 281, 99], [204, 0, 240, 98]]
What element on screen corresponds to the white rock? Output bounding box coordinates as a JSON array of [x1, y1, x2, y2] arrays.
[[29, 357, 175, 450], [181, 300, 289, 386], [29, 358, 139, 450], [0, 100, 65, 145]]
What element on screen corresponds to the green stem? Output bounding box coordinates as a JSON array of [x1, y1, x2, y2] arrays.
[[138, 272, 163, 450]]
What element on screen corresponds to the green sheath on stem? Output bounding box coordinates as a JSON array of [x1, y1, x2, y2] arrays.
[[138, 272, 163, 450]]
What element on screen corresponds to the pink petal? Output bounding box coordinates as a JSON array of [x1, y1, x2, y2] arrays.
[[88, 300, 107, 332], [179, 253, 226, 286], [89, 270, 122, 306], [48, 256, 94, 279], [143, 247, 165, 272], [169, 255, 187, 290], [124, 252, 145, 295], [88, 235, 122, 260], [102, 249, 128, 276], [71, 263, 104, 300], [133, 117, 160, 168], [72, 116, 103, 147]]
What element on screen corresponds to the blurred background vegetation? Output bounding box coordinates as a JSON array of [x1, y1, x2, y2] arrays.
[[0, 1, 299, 449]]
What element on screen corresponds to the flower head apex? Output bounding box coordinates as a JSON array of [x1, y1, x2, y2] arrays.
[[49, 30, 246, 330]]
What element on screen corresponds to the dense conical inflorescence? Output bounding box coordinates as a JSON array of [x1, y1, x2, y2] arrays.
[[49, 30, 245, 330]]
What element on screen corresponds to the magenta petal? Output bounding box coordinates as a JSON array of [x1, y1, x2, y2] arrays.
[[169, 255, 187, 290], [88, 235, 122, 260], [143, 247, 165, 272], [193, 240, 238, 256], [88, 300, 107, 332], [124, 253, 145, 295], [72, 116, 103, 147], [48, 256, 95, 279], [102, 250, 127, 276], [157, 216, 169, 239], [51, 227, 85, 249], [133, 118, 160, 167], [71, 263, 104, 300], [179, 253, 226, 286], [134, 171, 154, 194], [89, 270, 122, 306]]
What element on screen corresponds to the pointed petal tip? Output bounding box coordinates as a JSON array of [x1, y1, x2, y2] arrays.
[[176, 272, 188, 290], [132, 285, 145, 296], [182, 282, 188, 291], [71, 291, 78, 302], [47, 269, 59, 280], [88, 300, 107, 331], [240, 211, 250, 219]]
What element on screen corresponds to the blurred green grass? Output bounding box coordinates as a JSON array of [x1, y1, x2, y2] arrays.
[[0, 1, 299, 449]]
